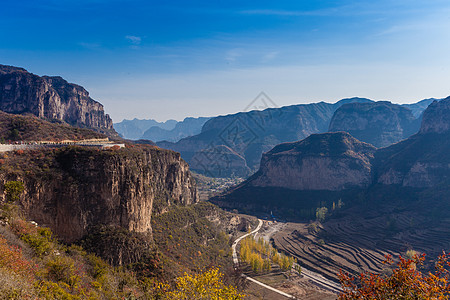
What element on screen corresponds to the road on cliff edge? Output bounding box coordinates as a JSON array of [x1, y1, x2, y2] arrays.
[[232, 219, 298, 299]]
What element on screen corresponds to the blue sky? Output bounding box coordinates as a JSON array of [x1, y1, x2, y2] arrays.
[[2, 0, 450, 121]]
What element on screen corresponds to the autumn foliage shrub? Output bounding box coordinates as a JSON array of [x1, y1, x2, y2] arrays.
[[0, 235, 36, 279], [338, 252, 450, 299], [161, 267, 245, 300], [12, 219, 53, 257]]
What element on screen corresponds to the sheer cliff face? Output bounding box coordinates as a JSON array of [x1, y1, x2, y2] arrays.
[[0, 65, 114, 133], [1, 146, 197, 242], [249, 132, 376, 191]]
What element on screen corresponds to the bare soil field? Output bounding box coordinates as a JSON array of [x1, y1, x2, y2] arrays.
[[272, 209, 450, 283]]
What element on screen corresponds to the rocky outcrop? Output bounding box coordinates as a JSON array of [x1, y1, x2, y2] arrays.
[[0, 146, 197, 242], [0, 65, 116, 136], [329, 101, 420, 148], [248, 132, 376, 191]]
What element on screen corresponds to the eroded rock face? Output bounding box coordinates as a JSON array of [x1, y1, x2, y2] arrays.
[[420, 96, 450, 134], [1, 146, 197, 242], [375, 96, 450, 188], [329, 101, 420, 148], [0, 65, 114, 134], [249, 132, 376, 191]]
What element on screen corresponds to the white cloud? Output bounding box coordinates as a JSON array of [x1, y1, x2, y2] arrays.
[[78, 42, 101, 50], [262, 51, 279, 63], [125, 35, 142, 45], [225, 49, 242, 62]]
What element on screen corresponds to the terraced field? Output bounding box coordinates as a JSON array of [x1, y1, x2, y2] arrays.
[[272, 210, 450, 282]]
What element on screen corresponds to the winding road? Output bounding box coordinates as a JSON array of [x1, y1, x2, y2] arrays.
[[232, 219, 297, 299], [232, 219, 342, 299]]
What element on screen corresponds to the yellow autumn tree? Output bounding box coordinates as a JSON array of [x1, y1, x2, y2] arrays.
[[162, 267, 245, 300]]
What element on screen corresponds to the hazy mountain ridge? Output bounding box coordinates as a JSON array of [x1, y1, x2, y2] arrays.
[[158, 97, 375, 176], [142, 116, 211, 142], [114, 118, 177, 140]]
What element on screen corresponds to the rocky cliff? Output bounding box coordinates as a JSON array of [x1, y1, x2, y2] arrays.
[[0, 65, 116, 136], [0, 145, 198, 242], [248, 132, 376, 191], [329, 101, 420, 148]]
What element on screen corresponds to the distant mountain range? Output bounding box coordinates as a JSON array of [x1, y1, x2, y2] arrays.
[[114, 116, 210, 142], [114, 118, 177, 140], [157, 97, 436, 177]]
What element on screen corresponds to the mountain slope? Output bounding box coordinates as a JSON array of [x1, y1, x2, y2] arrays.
[[0, 111, 106, 141], [216, 96, 450, 217]]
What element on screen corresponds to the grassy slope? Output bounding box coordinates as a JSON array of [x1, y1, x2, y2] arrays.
[[0, 111, 106, 142]]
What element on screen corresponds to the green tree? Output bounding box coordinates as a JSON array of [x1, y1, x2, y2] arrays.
[[316, 207, 328, 222], [4, 181, 24, 203]]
